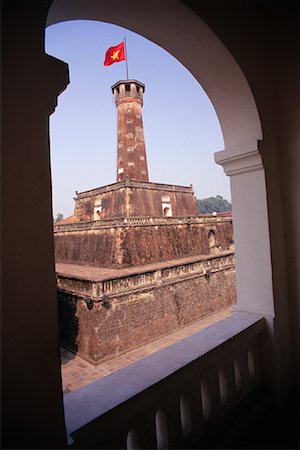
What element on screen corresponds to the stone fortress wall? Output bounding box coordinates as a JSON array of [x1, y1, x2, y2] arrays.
[[57, 252, 236, 364], [54, 213, 233, 267]]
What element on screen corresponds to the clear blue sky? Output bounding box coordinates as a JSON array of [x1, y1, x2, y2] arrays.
[[45, 20, 230, 218]]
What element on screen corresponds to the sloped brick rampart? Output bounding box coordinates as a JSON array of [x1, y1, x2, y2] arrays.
[[54, 217, 233, 268]]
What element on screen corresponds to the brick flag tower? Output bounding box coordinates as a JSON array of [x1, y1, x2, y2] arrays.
[[53, 79, 235, 364], [112, 80, 149, 182]]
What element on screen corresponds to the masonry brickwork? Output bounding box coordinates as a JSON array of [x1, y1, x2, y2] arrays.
[[57, 253, 236, 364], [55, 215, 233, 267], [112, 80, 149, 182]]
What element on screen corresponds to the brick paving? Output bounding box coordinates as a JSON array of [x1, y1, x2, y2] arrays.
[[60, 306, 232, 393]]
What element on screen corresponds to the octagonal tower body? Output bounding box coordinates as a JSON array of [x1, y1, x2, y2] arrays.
[[112, 80, 149, 182]]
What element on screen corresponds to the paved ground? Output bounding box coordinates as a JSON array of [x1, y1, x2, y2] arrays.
[[61, 306, 232, 393]]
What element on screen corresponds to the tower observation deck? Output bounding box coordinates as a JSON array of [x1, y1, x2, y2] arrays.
[[111, 80, 149, 182]]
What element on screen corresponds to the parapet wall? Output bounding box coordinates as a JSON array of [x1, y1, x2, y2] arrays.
[[73, 180, 197, 220], [57, 252, 236, 364], [54, 216, 233, 267]]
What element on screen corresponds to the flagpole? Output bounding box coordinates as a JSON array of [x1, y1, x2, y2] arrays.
[[124, 37, 129, 80]]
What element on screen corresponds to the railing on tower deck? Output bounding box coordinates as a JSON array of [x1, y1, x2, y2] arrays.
[[54, 214, 232, 233], [63, 312, 265, 449]]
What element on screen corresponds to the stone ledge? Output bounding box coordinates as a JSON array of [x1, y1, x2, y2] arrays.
[[64, 311, 264, 438]]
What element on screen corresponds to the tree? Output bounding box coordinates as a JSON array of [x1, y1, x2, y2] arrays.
[[196, 195, 232, 214], [55, 213, 64, 223]]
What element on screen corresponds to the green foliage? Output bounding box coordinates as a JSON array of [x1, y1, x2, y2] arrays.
[[196, 195, 232, 214], [55, 213, 64, 223]]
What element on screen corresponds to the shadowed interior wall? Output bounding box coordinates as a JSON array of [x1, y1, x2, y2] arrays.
[[2, 1, 67, 447]]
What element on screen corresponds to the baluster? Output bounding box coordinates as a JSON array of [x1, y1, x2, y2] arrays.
[[234, 357, 242, 391], [126, 428, 141, 450], [155, 408, 169, 449], [247, 348, 255, 378], [218, 367, 228, 406], [200, 380, 211, 420], [180, 393, 192, 438]]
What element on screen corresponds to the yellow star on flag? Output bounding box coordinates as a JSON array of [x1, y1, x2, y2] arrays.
[[111, 50, 120, 61], [104, 41, 126, 67]]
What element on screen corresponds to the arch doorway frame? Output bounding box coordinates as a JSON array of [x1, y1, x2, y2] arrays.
[[47, 0, 273, 320], [4, 2, 295, 448], [46, 0, 286, 399]]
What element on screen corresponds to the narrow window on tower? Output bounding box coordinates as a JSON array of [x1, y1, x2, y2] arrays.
[[125, 84, 130, 92]]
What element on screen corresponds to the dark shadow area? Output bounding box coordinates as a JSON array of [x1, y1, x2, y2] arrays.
[[233, 394, 299, 450], [60, 347, 77, 366], [57, 290, 78, 364], [193, 390, 299, 450]]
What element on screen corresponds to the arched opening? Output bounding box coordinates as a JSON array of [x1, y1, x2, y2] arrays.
[[46, 17, 237, 376], [44, 0, 277, 391], [208, 229, 216, 247], [163, 206, 172, 217], [3, 2, 297, 448], [208, 229, 216, 252], [45, 0, 289, 439], [46, 2, 270, 327]]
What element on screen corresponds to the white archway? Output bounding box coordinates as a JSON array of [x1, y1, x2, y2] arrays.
[[3, 3, 296, 447], [46, 0, 274, 323]]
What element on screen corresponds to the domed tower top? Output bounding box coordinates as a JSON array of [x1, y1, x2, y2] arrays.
[[111, 80, 149, 182]]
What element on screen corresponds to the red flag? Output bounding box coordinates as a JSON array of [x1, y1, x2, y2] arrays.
[[104, 42, 126, 66]]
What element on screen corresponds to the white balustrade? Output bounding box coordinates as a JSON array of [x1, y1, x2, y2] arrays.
[[64, 312, 264, 449]]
